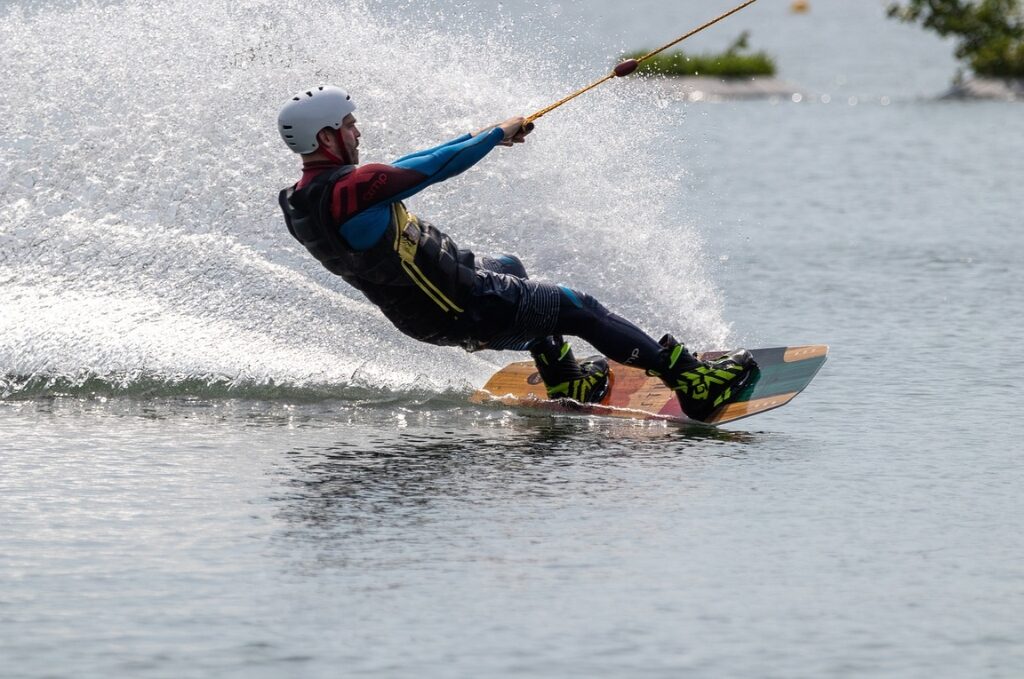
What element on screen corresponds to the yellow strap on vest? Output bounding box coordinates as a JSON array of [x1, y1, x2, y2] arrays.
[[392, 204, 465, 315]]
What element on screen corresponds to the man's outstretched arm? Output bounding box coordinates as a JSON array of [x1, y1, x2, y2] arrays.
[[391, 117, 530, 165], [332, 118, 530, 249], [387, 127, 505, 197], [391, 133, 475, 165]]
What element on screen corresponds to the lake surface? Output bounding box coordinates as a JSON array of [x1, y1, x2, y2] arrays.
[[2, 0, 1022, 677]]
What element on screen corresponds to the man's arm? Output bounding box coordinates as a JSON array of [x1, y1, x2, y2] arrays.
[[330, 128, 503, 222], [331, 119, 529, 250], [391, 133, 473, 165], [387, 127, 504, 196], [390, 116, 528, 164], [392, 116, 530, 164]]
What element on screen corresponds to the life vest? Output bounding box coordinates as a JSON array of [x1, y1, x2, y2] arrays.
[[279, 166, 479, 345]]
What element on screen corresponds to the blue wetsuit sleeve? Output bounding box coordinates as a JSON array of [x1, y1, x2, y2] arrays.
[[336, 127, 505, 250], [392, 133, 473, 164], [386, 127, 504, 203]]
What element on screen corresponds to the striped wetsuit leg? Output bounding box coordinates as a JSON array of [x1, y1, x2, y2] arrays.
[[479, 254, 528, 278], [549, 286, 663, 371]]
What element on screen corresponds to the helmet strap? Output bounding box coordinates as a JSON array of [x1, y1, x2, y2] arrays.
[[317, 127, 351, 165]]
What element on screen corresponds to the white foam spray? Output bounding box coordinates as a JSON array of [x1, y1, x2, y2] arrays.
[[0, 0, 731, 397]]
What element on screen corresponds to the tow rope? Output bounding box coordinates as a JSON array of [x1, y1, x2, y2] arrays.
[[524, 0, 760, 126]]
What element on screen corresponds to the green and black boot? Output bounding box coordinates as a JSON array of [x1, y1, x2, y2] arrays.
[[646, 334, 758, 422], [529, 336, 610, 404]]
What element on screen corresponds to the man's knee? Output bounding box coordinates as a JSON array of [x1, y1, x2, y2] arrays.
[[558, 285, 605, 314], [556, 286, 612, 338], [480, 253, 528, 278], [497, 254, 527, 278]]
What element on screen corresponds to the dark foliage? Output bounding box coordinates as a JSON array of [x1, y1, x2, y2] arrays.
[[887, 0, 1024, 77], [625, 32, 777, 79]]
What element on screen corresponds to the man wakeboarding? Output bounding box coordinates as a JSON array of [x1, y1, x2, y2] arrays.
[[277, 85, 757, 421]]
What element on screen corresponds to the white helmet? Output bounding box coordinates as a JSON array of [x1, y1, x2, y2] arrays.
[[278, 85, 356, 154]]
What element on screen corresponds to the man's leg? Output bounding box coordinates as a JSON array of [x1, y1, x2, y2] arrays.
[[470, 263, 755, 419], [549, 285, 664, 371], [474, 257, 612, 402], [547, 285, 757, 421], [478, 255, 657, 367], [478, 254, 528, 279]]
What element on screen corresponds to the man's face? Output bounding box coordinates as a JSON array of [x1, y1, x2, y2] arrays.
[[339, 113, 360, 164]]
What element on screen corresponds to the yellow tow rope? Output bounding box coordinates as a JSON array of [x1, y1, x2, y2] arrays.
[[524, 0, 760, 126]]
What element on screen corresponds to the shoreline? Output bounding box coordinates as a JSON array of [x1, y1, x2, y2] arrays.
[[941, 77, 1024, 101], [652, 76, 804, 102], [652, 75, 1024, 102]]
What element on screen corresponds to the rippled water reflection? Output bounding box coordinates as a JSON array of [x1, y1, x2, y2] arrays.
[[4, 383, 1023, 678]]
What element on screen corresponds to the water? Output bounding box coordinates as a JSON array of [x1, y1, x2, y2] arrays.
[[2, 1, 1023, 677]]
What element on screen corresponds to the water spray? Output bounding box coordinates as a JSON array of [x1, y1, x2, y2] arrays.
[[524, 0, 760, 127]]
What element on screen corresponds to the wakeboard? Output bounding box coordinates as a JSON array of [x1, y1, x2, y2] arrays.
[[471, 345, 828, 426]]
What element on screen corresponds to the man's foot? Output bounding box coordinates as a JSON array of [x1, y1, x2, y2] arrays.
[[646, 334, 758, 422], [529, 336, 610, 404]]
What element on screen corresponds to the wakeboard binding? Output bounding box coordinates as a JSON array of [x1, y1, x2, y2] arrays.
[[529, 336, 610, 404], [647, 334, 759, 422]]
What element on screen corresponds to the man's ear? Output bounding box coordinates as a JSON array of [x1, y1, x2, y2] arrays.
[[316, 128, 335, 149]]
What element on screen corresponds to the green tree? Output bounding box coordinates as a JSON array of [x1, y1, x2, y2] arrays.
[[887, 0, 1024, 77]]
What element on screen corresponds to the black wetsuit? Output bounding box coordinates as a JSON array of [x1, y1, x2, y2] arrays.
[[279, 129, 666, 371]]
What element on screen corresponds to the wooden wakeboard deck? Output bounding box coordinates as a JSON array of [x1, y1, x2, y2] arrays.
[[471, 344, 828, 426]]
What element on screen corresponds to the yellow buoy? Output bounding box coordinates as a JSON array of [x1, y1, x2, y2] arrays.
[[790, 0, 809, 13]]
